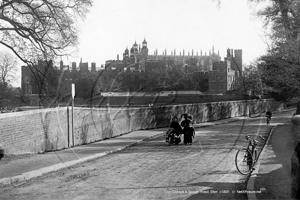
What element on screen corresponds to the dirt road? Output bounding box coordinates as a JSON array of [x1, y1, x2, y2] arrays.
[[1, 114, 285, 200]]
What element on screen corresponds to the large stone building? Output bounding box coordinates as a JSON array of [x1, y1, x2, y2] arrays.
[[104, 39, 242, 93], [113, 39, 242, 94], [21, 59, 99, 105], [21, 39, 243, 105]]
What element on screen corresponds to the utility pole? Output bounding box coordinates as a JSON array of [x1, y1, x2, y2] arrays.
[[71, 83, 75, 147]]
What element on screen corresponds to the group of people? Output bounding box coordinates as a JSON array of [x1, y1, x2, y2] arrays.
[[166, 109, 273, 145], [167, 113, 195, 145]]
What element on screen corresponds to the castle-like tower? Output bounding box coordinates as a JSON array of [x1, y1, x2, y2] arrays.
[[225, 48, 243, 78], [141, 38, 148, 59], [123, 39, 149, 64]]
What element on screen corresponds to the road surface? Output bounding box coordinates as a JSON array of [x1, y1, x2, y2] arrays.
[[0, 110, 293, 200]]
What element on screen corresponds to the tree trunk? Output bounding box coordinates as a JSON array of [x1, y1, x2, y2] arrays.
[[297, 100, 300, 115]]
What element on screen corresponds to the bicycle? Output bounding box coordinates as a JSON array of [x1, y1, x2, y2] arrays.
[[165, 128, 181, 146], [235, 135, 265, 175]]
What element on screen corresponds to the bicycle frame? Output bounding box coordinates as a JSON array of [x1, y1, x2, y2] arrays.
[[248, 142, 258, 165], [248, 137, 257, 155], [235, 135, 264, 175]]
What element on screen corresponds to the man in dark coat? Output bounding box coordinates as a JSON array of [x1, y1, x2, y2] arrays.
[[170, 116, 182, 136], [166, 116, 182, 144]]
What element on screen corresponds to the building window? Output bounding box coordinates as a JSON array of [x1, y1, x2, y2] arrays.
[[196, 79, 199, 83]]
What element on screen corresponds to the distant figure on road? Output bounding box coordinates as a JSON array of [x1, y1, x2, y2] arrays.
[[181, 113, 195, 145], [266, 109, 272, 124]]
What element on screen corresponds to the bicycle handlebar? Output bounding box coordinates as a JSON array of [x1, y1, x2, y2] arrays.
[[245, 135, 265, 142]]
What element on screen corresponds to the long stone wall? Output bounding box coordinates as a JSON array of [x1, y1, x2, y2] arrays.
[[0, 99, 284, 155]]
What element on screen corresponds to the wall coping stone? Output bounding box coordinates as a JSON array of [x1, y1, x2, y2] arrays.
[[0, 107, 68, 119]]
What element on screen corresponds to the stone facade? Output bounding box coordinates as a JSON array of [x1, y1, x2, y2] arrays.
[[105, 40, 242, 94], [209, 60, 237, 93]]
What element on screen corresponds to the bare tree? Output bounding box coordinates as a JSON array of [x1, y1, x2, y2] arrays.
[[0, 51, 17, 84], [0, 0, 93, 106], [0, 0, 93, 65]]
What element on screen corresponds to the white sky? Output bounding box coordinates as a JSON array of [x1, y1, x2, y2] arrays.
[[13, 0, 270, 87], [67, 0, 270, 67]]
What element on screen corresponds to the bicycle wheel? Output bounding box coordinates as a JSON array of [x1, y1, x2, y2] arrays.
[[235, 148, 254, 175]]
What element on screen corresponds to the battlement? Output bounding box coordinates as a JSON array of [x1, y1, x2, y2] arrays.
[[226, 48, 242, 58], [234, 49, 242, 60], [59, 60, 98, 73], [146, 54, 219, 61]]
